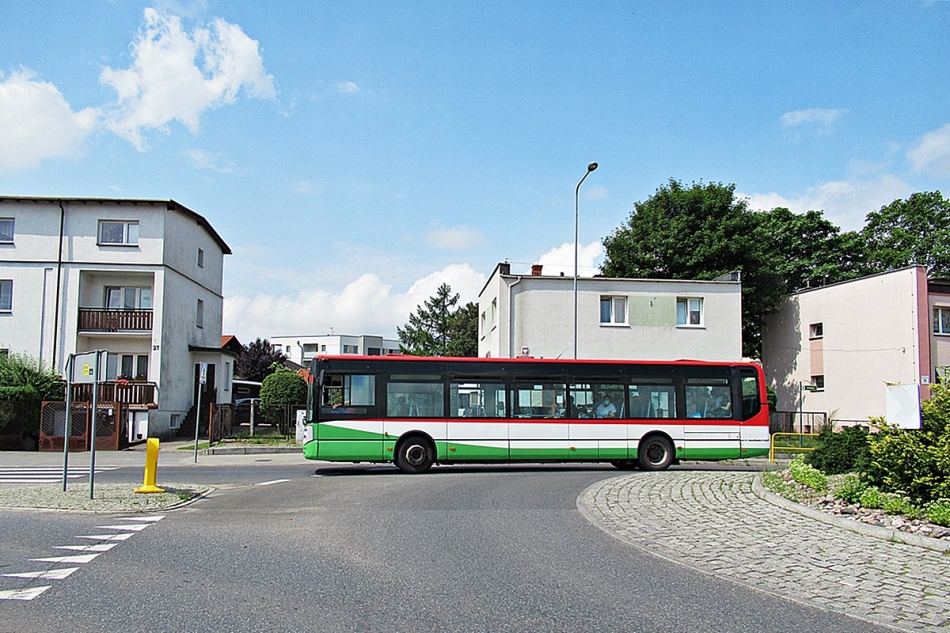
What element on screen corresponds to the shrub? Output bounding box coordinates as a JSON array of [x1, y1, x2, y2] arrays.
[[833, 473, 867, 505], [879, 492, 920, 518], [859, 486, 885, 509], [806, 425, 871, 475], [925, 500, 950, 527], [789, 455, 828, 493], [260, 369, 307, 405]]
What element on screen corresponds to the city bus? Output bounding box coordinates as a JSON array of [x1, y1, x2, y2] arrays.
[[302, 355, 770, 473]]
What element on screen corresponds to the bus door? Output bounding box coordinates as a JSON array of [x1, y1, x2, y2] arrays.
[[317, 373, 383, 461], [510, 382, 571, 460], [738, 367, 770, 457], [446, 381, 509, 462], [682, 369, 741, 460], [626, 379, 681, 459], [569, 382, 624, 461]]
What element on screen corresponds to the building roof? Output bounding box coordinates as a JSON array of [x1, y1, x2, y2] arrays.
[[0, 195, 232, 255]]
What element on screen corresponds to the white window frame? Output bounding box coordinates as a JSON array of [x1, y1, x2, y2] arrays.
[[0, 279, 12, 312], [809, 322, 824, 339], [0, 218, 14, 243], [676, 297, 703, 327], [98, 220, 139, 245], [105, 286, 152, 310], [600, 296, 627, 326], [934, 306, 950, 335], [197, 248, 205, 268]]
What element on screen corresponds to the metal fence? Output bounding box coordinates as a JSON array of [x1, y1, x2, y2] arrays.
[[38, 401, 127, 452], [769, 411, 828, 435], [215, 402, 305, 440]]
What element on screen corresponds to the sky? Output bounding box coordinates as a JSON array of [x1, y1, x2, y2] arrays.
[[2, 1, 949, 343]]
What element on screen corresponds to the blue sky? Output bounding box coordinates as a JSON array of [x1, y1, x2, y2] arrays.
[[2, 1, 949, 342]]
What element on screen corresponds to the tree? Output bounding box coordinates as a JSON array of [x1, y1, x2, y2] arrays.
[[601, 179, 785, 359], [236, 338, 287, 382], [861, 191, 950, 277], [0, 352, 64, 440], [445, 301, 479, 357], [398, 284, 477, 357]]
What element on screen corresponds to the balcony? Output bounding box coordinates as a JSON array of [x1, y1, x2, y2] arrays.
[[70, 381, 157, 408], [78, 308, 153, 333]]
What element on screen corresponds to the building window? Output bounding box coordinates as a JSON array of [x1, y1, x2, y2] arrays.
[[811, 375, 825, 391], [677, 297, 703, 326], [170, 414, 181, 429], [0, 280, 12, 312], [106, 354, 149, 380], [809, 322, 824, 339], [934, 307, 950, 335], [98, 220, 139, 245], [198, 248, 205, 268], [196, 299, 204, 328], [0, 218, 14, 243], [320, 345, 326, 352], [342, 345, 359, 354], [105, 286, 151, 310], [600, 296, 627, 325]]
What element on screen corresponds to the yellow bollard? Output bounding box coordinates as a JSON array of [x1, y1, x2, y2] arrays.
[[134, 437, 165, 494]]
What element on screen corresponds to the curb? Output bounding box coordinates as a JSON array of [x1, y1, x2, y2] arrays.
[[203, 445, 301, 455], [751, 475, 950, 554]]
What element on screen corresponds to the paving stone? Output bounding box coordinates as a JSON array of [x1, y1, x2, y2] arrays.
[[579, 471, 950, 633]]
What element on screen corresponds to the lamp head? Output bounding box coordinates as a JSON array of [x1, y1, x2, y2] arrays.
[[587, 162, 598, 172]]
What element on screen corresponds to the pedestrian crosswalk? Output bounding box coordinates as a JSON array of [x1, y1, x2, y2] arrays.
[[0, 467, 117, 484], [0, 515, 165, 601]]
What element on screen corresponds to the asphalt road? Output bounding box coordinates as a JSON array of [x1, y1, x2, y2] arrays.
[[1, 463, 894, 633]]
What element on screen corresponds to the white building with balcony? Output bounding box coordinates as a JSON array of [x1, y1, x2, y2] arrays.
[[478, 262, 743, 361], [269, 334, 401, 368], [0, 196, 232, 440]]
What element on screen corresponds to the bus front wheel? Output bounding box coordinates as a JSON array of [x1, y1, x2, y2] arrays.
[[395, 436, 435, 474], [637, 435, 674, 471]]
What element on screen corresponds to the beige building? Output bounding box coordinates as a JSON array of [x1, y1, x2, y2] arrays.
[[477, 262, 743, 361], [762, 266, 950, 425]]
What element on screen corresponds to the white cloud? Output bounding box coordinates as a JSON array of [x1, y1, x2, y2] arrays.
[[424, 223, 486, 251], [907, 123, 950, 178], [780, 108, 848, 128], [529, 240, 604, 277], [740, 173, 912, 231], [0, 69, 100, 173], [185, 148, 237, 173], [223, 263, 486, 341], [336, 81, 360, 94], [100, 8, 275, 149]]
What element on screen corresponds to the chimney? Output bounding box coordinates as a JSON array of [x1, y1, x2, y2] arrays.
[[531, 264, 543, 276], [498, 262, 510, 276]]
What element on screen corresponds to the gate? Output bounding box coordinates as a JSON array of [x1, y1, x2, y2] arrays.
[[39, 401, 128, 452]]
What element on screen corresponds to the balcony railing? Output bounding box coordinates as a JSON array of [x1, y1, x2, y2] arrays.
[[70, 381, 157, 407], [78, 308, 153, 332]]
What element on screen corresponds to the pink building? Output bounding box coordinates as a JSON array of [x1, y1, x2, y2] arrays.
[[762, 266, 950, 426]]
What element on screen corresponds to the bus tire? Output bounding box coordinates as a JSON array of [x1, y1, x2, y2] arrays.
[[395, 435, 435, 474], [610, 460, 638, 470], [637, 435, 674, 471]]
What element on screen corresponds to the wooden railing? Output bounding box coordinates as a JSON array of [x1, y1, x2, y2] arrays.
[[78, 308, 153, 332], [70, 381, 157, 407]]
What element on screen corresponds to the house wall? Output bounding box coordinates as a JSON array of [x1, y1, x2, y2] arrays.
[[762, 266, 928, 424], [478, 265, 742, 361], [0, 198, 229, 439]]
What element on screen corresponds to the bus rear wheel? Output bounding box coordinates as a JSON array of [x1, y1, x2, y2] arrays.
[[395, 436, 435, 474], [637, 435, 674, 471]]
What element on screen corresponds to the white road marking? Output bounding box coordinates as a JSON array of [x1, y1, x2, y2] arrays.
[[4, 568, 80, 580], [30, 553, 101, 564], [113, 515, 165, 522], [94, 523, 150, 531], [0, 467, 117, 484], [256, 479, 291, 486], [0, 586, 52, 601], [76, 533, 135, 541], [53, 543, 118, 553]]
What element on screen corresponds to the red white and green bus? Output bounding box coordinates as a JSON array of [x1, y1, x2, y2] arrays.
[[302, 355, 770, 473]]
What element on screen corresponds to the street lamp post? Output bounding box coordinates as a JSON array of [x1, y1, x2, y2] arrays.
[[574, 162, 598, 359]]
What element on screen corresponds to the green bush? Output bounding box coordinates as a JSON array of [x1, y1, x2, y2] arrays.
[[806, 426, 871, 475], [789, 455, 828, 493], [0, 353, 63, 438], [859, 486, 885, 509], [925, 500, 950, 527], [833, 473, 867, 505], [260, 369, 307, 405]]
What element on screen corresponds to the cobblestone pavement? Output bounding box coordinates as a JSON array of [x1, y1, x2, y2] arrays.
[[578, 470, 950, 633]]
